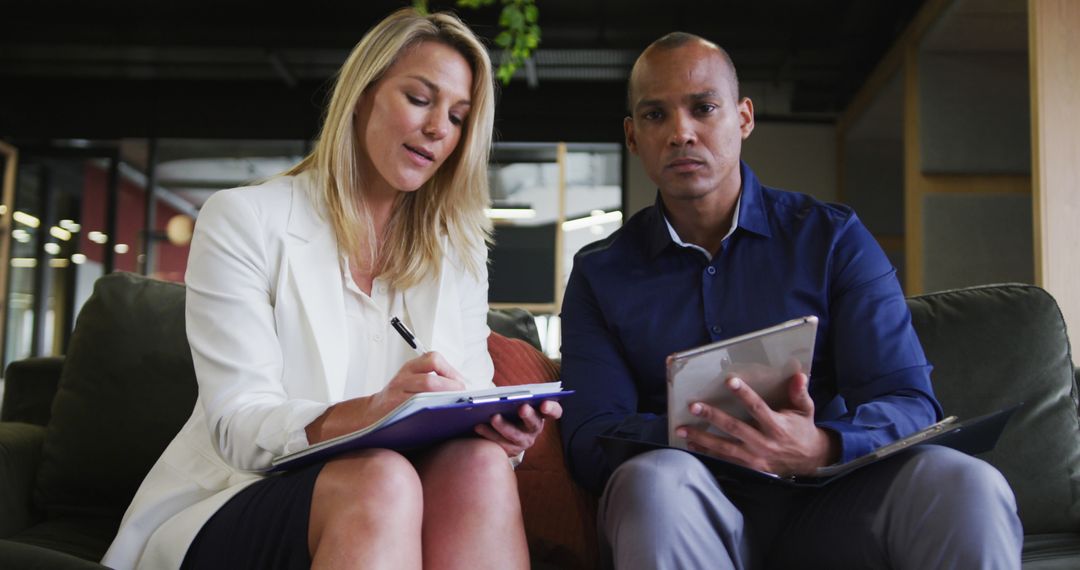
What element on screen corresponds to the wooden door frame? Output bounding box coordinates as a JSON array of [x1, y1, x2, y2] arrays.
[[0, 141, 18, 363]]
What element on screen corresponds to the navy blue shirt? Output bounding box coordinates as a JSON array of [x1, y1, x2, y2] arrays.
[[559, 162, 943, 494]]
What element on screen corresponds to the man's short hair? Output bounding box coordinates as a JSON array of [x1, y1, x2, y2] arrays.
[[626, 32, 740, 112]]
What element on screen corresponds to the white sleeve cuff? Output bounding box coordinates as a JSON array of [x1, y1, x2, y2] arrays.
[[509, 450, 525, 469], [280, 401, 332, 455]]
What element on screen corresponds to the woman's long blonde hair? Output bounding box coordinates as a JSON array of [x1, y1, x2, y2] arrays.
[[287, 8, 494, 288]]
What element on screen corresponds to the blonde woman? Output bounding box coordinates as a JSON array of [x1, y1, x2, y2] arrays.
[[102, 8, 560, 570]]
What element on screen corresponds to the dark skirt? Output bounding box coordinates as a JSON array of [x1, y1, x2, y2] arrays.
[[180, 461, 326, 570]]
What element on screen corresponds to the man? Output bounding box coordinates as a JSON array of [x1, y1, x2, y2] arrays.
[[559, 32, 1022, 569]]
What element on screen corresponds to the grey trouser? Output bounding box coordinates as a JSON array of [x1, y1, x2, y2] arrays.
[[598, 446, 1022, 570]]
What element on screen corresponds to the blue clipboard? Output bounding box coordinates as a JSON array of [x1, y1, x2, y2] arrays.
[[268, 389, 573, 472], [598, 404, 1019, 488]]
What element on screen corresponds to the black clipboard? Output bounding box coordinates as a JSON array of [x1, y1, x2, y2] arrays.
[[597, 404, 1020, 488]]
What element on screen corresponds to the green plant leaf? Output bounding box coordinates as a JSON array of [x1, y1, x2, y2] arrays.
[[455, 0, 540, 87], [497, 65, 515, 84]]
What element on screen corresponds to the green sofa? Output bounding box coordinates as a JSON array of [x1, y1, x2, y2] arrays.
[[2, 273, 1079, 568]]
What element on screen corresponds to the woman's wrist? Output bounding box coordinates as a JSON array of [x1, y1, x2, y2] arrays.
[[304, 396, 376, 445]]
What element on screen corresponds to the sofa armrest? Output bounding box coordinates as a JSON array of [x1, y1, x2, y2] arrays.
[[1, 357, 65, 425], [0, 422, 45, 537]]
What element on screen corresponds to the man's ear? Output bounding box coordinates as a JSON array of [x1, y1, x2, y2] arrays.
[[738, 97, 755, 140], [624, 116, 638, 154]]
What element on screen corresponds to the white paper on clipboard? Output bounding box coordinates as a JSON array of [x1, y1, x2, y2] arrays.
[[666, 316, 818, 450]]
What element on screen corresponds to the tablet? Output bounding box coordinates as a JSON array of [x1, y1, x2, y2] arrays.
[[666, 316, 818, 449]]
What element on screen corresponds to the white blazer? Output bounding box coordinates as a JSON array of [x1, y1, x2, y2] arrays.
[[101, 173, 495, 569]]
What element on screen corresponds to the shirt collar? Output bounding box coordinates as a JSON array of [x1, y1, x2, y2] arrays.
[[661, 197, 740, 261], [646, 160, 772, 259], [735, 161, 772, 239]]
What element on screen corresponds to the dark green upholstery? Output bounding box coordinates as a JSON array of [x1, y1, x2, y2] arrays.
[[0, 422, 45, 537], [1, 358, 64, 426], [35, 273, 197, 524], [1021, 533, 1080, 569], [907, 284, 1080, 535], [1, 273, 197, 565], [0, 541, 106, 569], [1, 275, 1078, 567], [488, 307, 543, 350]]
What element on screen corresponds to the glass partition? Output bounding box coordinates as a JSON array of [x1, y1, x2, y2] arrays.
[[0, 138, 620, 367], [487, 142, 622, 356], [146, 138, 306, 282]]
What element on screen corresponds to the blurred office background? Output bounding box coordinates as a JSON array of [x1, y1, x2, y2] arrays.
[[1, 0, 1076, 379]]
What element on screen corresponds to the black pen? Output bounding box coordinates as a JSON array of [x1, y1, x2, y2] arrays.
[[390, 316, 429, 355]]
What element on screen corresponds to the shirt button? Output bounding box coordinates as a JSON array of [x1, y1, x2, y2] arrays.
[[706, 266, 717, 276], [373, 334, 383, 342], [711, 325, 722, 335]]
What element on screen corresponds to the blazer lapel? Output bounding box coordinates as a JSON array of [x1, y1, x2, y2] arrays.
[[285, 175, 348, 401], [403, 236, 464, 366], [402, 258, 443, 352]]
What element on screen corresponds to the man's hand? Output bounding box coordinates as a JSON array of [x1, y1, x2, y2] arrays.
[[675, 373, 839, 476]]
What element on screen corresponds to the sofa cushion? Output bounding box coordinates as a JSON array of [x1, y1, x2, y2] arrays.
[[488, 308, 543, 350], [34, 273, 198, 521], [0, 539, 106, 569], [6, 516, 118, 564], [489, 332, 598, 570], [1022, 533, 1080, 569], [0, 422, 46, 537], [906, 284, 1080, 534], [1, 358, 65, 426]]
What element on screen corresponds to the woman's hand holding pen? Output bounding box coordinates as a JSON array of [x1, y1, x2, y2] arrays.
[[305, 352, 464, 444], [388, 315, 562, 458], [474, 400, 563, 457], [366, 351, 467, 419]]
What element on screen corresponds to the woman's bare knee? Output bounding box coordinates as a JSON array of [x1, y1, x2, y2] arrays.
[[423, 438, 518, 500], [310, 448, 423, 546], [465, 438, 515, 470], [417, 439, 528, 569], [316, 449, 422, 510]]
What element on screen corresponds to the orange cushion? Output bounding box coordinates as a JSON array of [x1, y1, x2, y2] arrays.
[[489, 332, 599, 570]]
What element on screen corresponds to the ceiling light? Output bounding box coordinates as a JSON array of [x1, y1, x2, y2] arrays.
[[44, 242, 60, 255], [562, 210, 623, 231], [485, 208, 537, 220], [50, 226, 72, 241], [13, 211, 40, 228]]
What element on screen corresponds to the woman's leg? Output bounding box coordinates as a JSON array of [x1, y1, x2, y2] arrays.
[[414, 438, 529, 570], [308, 448, 425, 569]]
